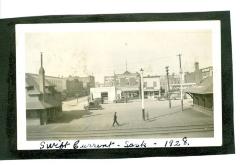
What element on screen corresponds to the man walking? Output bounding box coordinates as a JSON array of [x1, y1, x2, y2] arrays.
[[112, 112, 120, 127]]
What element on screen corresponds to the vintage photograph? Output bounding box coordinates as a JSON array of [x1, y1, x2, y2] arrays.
[[16, 21, 222, 149]]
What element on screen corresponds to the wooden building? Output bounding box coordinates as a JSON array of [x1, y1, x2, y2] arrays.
[[185, 76, 213, 113], [26, 54, 62, 125]]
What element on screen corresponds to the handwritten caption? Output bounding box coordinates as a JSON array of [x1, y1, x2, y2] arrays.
[[39, 137, 190, 150]]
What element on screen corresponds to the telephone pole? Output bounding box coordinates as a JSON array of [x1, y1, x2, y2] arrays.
[[140, 68, 145, 120], [177, 54, 184, 111], [165, 66, 171, 108]]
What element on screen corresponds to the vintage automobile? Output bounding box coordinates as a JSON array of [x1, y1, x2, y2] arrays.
[[84, 100, 103, 110], [115, 97, 128, 103]]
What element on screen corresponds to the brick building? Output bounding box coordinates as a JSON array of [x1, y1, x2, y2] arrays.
[[66, 77, 84, 97], [104, 71, 140, 99], [66, 75, 95, 97], [184, 62, 213, 84]]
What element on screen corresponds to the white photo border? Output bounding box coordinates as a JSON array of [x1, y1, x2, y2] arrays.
[[16, 20, 221, 150]]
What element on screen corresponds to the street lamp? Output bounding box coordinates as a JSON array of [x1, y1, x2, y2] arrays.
[[165, 66, 171, 108], [140, 68, 145, 121]]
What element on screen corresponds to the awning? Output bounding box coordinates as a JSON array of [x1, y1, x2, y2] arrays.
[[117, 87, 140, 92]]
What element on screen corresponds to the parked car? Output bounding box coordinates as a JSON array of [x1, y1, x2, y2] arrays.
[[84, 100, 103, 110], [115, 97, 128, 103]]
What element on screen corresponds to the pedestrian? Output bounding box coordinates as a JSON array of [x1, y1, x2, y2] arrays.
[[112, 112, 120, 127]]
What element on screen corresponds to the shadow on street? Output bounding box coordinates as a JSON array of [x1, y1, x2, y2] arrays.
[[49, 110, 92, 124], [147, 109, 184, 122], [81, 113, 103, 119]]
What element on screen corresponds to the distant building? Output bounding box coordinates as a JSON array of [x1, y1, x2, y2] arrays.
[[45, 75, 67, 92], [143, 75, 161, 99], [66, 75, 95, 97], [78, 76, 95, 90], [26, 54, 62, 125], [95, 82, 105, 88], [104, 70, 182, 100], [160, 74, 180, 93], [90, 86, 117, 103], [185, 62, 213, 84], [66, 77, 84, 97], [142, 74, 181, 99], [104, 71, 140, 99], [104, 76, 115, 87]]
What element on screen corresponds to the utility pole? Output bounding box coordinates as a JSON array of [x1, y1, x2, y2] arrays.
[[140, 68, 145, 121], [165, 66, 171, 108], [177, 54, 184, 111], [113, 71, 117, 100]]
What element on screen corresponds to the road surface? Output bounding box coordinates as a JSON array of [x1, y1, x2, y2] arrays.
[[27, 99, 214, 140]]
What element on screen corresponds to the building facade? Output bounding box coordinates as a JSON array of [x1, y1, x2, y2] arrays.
[[142, 74, 181, 99], [66, 75, 95, 97], [103, 70, 182, 100], [78, 76, 95, 89], [90, 86, 116, 103], [143, 75, 161, 99], [66, 77, 84, 97], [104, 71, 140, 99], [160, 74, 180, 93]]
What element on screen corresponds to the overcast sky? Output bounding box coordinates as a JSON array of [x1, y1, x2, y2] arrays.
[[25, 29, 212, 83]]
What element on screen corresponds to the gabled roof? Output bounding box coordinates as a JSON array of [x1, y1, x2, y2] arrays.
[[26, 73, 55, 88], [185, 76, 213, 94], [26, 73, 39, 89], [26, 73, 61, 110], [26, 99, 61, 110]]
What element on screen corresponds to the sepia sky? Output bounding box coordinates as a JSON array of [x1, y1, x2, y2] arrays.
[[25, 29, 212, 83]]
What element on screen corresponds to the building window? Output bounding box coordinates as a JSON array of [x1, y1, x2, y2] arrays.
[[153, 81, 157, 87], [144, 82, 147, 88]]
